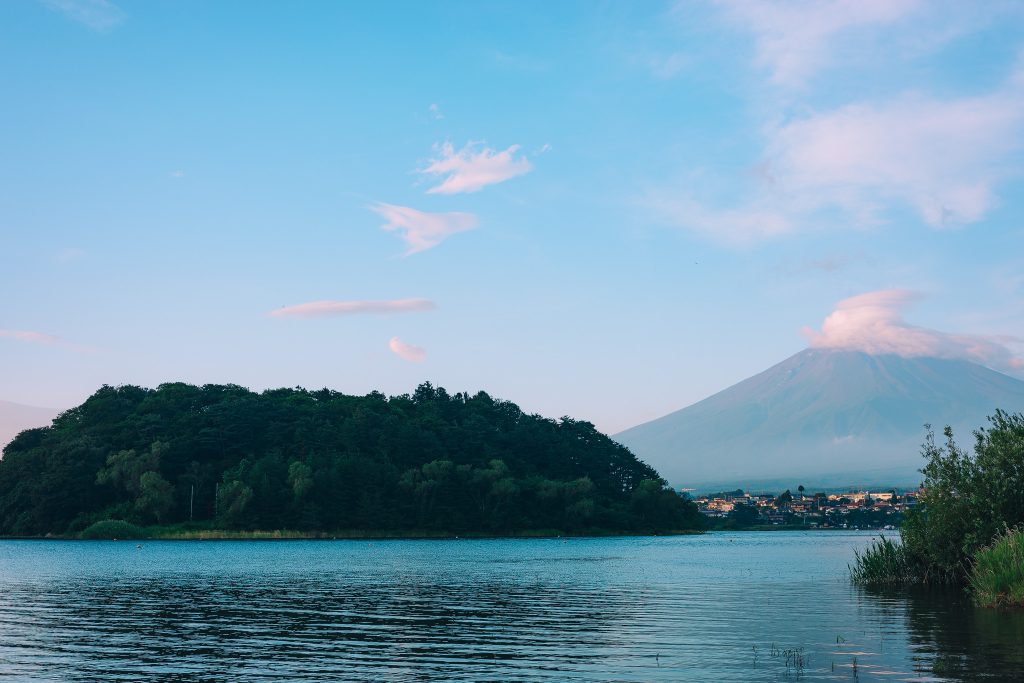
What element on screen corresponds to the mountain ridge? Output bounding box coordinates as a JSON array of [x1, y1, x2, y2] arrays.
[[614, 349, 1024, 488]]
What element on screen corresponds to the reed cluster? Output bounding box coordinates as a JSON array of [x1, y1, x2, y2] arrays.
[[850, 536, 919, 585], [969, 527, 1024, 608]]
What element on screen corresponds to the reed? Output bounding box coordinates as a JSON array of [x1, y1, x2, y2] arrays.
[[969, 527, 1024, 608], [850, 536, 920, 585]]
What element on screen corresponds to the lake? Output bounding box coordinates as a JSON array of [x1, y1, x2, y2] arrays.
[[1, 532, 1022, 681]]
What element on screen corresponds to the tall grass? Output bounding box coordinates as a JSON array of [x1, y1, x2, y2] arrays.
[[850, 536, 920, 585], [969, 528, 1024, 608]]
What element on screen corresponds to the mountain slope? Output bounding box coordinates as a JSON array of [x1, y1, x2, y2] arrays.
[[0, 401, 58, 453], [614, 350, 1024, 488]]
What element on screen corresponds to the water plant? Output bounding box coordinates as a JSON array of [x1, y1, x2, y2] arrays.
[[968, 527, 1024, 608], [850, 536, 919, 585]]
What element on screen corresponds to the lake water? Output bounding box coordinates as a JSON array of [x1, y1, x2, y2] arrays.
[[1, 532, 1022, 681]]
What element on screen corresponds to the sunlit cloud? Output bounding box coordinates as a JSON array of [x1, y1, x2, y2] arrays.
[[269, 299, 436, 319], [649, 74, 1024, 242], [419, 142, 532, 195], [39, 0, 125, 32], [371, 202, 477, 255], [765, 88, 1024, 229], [389, 337, 426, 363], [428, 103, 443, 120], [802, 290, 1024, 373]]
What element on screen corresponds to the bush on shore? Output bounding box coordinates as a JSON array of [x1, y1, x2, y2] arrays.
[[79, 519, 147, 540], [969, 527, 1024, 608], [851, 410, 1024, 607]]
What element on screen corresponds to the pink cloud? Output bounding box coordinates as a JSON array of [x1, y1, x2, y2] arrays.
[[371, 203, 477, 255], [419, 142, 532, 194], [803, 290, 1024, 373], [766, 90, 1024, 228], [0, 329, 91, 353], [269, 299, 436, 319], [389, 337, 426, 363]]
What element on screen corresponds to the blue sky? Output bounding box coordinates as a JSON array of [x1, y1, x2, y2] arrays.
[[2, 0, 1023, 433]]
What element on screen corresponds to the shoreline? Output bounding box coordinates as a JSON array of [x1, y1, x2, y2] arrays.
[[0, 527, 898, 541]]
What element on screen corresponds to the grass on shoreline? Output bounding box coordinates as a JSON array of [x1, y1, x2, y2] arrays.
[[850, 536, 920, 585], [969, 528, 1024, 608], [9, 519, 705, 541]]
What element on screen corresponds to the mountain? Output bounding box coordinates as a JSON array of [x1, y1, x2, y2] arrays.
[[0, 401, 59, 453], [614, 349, 1024, 490]]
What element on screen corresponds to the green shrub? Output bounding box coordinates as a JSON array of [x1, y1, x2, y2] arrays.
[[851, 536, 921, 585], [969, 528, 1024, 608], [79, 519, 147, 540]]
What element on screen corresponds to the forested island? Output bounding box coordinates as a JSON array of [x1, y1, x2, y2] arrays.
[[0, 382, 702, 538]]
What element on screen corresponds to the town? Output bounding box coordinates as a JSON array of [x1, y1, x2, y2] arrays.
[[692, 487, 920, 529]]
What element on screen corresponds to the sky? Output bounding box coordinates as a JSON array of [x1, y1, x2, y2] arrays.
[[1, 0, 1024, 434]]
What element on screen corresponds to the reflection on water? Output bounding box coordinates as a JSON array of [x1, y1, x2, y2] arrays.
[[0, 533, 1021, 681], [861, 585, 1024, 681]]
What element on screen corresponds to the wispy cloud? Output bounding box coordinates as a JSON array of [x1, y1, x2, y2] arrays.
[[428, 103, 444, 120], [765, 87, 1024, 229], [389, 337, 426, 363], [649, 71, 1024, 243], [715, 0, 923, 89], [645, 193, 795, 245], [39, 0, 125, 32], [0, 329, 89, 352], [803, 290, 1024, 373], [371, 202, 477, 255], [419, 142, 532, 195], [269, 298, 436, 319]]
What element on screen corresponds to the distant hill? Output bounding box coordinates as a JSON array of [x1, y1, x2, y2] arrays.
[[0, 383, 700, 536], [0, 401, 58, 453], [614, 349, 1024, 489]]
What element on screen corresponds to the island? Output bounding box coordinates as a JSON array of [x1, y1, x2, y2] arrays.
[[0, 382, 703, 539]]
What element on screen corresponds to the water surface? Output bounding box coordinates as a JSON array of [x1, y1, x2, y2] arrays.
[[1, 532, 1022, 681]]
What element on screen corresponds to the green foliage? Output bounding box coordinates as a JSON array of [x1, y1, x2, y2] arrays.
[[850, 536, 921, 585], [969, 527, 1024, 608], [79, 519, 147, 540], [853, 411, 1024, 595], [901, 413, 1024, 584], [0, 382, 701, 536], [727, 502, 761, 527]]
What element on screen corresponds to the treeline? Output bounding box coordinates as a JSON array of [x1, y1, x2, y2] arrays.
[[0, 382, 702, 536], [852, 411, 1024, 608]]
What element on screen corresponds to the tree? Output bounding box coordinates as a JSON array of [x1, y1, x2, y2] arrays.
[[728, 502, 761, 527], [797, 484, 805, 498], [135, 471, 174, 522]]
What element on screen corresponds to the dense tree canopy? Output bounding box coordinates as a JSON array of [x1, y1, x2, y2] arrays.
[[0, 382, 701, 536]]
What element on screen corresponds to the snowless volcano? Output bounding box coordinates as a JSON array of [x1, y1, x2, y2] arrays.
[[614, 349, 1024, 489]]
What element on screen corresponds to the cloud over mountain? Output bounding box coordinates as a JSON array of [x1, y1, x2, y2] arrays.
[[803, 290, 1024, 373]]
